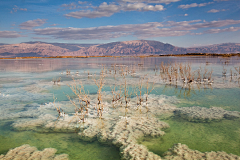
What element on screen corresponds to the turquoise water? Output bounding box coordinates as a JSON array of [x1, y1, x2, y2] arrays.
[[0, 57, 240, 159]]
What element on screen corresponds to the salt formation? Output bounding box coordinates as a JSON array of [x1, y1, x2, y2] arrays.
[[11, 93, 240, 159], [174, 106, 240, 122], [0, 103, 43, 121], [163, 143, 240, 160], [12, 94, 177, 132], [79, 116, 169, 160], [12, 94, 178, 160], [0, 144, 68, 160]]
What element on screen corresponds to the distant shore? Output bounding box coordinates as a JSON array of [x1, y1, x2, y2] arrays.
[[0, 53, 239, 59]]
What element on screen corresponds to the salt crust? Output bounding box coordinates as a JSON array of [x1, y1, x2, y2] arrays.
[[11, 95, 176, 159], [0, 144, 69, 160], [175, 106, 240, 122], [78, 116, 169, 160], [163, 143, 240, 160], [9, 94, 240, 160]]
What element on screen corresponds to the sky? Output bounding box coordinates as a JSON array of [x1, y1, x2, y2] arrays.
[[0, 0, 239, 47]]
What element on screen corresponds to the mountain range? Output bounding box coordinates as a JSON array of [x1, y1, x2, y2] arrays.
[[0, 40, 240, 58]]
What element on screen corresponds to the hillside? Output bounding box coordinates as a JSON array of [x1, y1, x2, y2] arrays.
[[187, 43, 240, 53], [0, 40, 239, 58]]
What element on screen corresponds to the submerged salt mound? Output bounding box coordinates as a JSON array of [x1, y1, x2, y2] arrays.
[[0, 107, 43, 121], [174, 106, 240, 122], [163, 143, 240, 160], [79, 116, 169, 160], [0, 144, 69, 160], [12, 114, 56, 131], [0, 102, 59, 121], [12, 114, 79, 132]]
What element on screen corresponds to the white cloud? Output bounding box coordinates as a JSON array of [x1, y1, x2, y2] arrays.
[[124, 3, 164, 11], [32, 37, 50, 39], [65, 2, 121, 18], [61, 1, 90, 10], [193, 26, 240, 35], [65, 2, 164, 19], [19, 8, 27, 11], [119, 0, 180, 4], [33, 22, 163, 40], [207, 9, 226, 13], [214, 0, 229, 1], [166, 19, 240, 32], [190, 19, 240, 29], [61, 2, 76, 7], [65, 10, 116, 19], [97, 2, 121, 12], [0, 31, 24, 38], [204, 27, 240, 34], [50, 24, 59, 26], [184, 13, 188, 16], [178, 2, 213, 9], [78, 1, 88, 4], [33, 19, 240, 40], [11, 5, 27, 13], [19, 19, 47, 30]]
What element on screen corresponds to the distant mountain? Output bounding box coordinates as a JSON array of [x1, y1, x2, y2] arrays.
[[0, 40, 239, 58], [187, 43, 240, 53]]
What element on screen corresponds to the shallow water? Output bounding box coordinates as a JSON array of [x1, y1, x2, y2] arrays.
[[139, 118, 240, 156], [0, 56, 240, 159]]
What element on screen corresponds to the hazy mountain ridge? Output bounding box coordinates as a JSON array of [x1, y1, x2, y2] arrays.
[[0, 40, 239, 58], [187, 43, 240, 53]]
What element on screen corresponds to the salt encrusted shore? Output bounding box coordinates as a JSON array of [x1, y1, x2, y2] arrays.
[[0, 144, 68, 160]]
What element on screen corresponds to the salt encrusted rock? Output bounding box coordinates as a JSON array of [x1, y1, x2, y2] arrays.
[[174, 106, 240, 122], [121, 143, 160, 160], [224, 111, 240, 120], [0, 108, 43, 120], [54, 154, 69, 160], [78, 119, 101, 142], [0, 144, 69, 160], [12, 112, 80, 132], [79, 116, 169, 160], [12, 114, 56, 131], [130, 94, 178, 115], [163, 143, 240, 160]]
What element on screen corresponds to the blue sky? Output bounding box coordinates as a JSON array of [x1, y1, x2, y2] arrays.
[[0, 0, 239, 47]]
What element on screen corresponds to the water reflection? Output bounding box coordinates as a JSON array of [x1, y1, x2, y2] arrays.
[[1, 56, 240, 73]]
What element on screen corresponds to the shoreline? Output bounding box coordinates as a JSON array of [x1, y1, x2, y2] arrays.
[[0, 53, 240, 59]]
